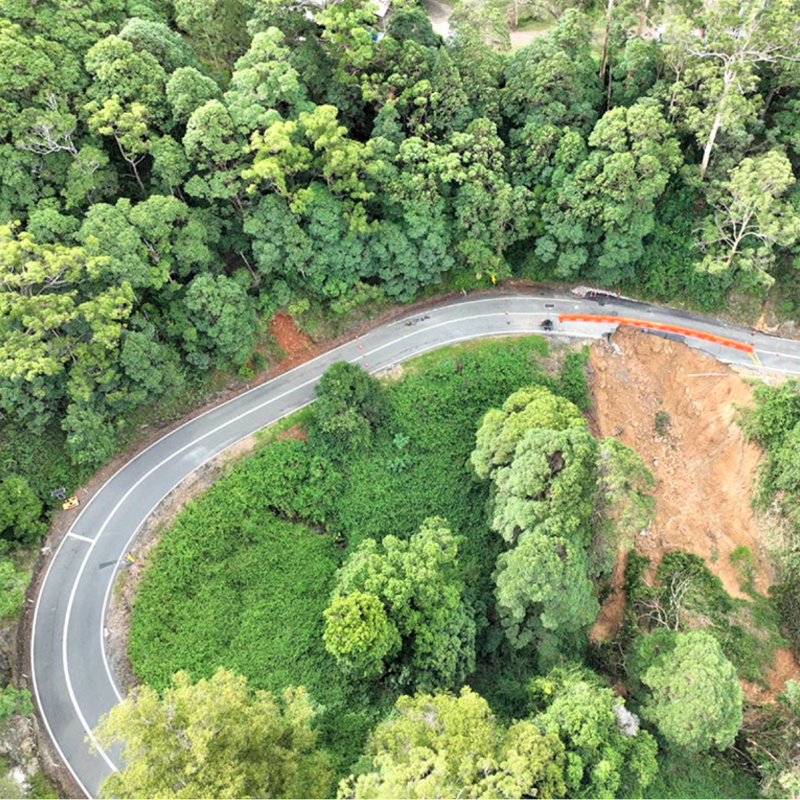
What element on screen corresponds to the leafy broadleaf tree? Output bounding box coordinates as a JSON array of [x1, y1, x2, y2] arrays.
[[323, 590, 400, 679], [0, 475, 45, 547], [166, 67, 222, 127], [698, 149, 800, 285], [94, 668, 332, 800], [471, 386, 587, 480], [0, 223, 134, 444], [341, 687, 567, 800], [530, 668, 659, 798], [494, 524, 600, 656], [491, 427, 598, 546], [660, 0, 800, 179], [639, 630, 743, 752], [325, 517, 476, 691], [502, 10, 601, 134], [536, 100, 683, 283], [311, 361, 388, 454], [181, 273, 257, 369]]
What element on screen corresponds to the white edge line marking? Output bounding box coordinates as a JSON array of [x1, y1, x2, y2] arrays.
[[97, 316, 569, 696], [36, 298, 489, 795], [99, 324, 611, 697], [65, 371, 334, 773], [755, 348, 800, 363], [383, 294, 575, 326], [72, 309, 800, 789], [31, 531, 94, 800]]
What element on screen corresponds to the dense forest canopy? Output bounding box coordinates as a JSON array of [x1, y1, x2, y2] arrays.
[[4, 1, 800, 797], [2, 0, 800, 480]]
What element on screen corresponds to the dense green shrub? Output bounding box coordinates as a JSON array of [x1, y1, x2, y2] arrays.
[[310, 362, 390, 457], [0, 560, 28, 618], [643, 748, 761, 800], [0, 476, 46, 548]]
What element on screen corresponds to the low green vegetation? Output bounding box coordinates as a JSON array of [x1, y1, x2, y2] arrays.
[[130, 337, 557, 776], [642, 749, 762, 800], [623, 551, 786, 686], [738, 381, 800, 654]]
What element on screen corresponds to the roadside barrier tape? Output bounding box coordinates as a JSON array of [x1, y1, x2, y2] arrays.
[[558, 314, 755, 353]]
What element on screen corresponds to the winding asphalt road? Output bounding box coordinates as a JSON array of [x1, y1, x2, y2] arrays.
[[31, 289, 800, 798]]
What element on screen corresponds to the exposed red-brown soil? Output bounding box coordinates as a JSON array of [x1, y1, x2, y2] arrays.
[[276, 423, 308, 441], [591, 549, 629, 642], [588, 327, 799, 700], [269, 314, 315, 363]]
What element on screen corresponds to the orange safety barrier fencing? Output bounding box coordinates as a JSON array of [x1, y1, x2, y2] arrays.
[[558, 314, 754, 354]]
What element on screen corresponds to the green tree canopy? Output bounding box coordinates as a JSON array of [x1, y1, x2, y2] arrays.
[[0, 474, 45, 547], [341, 687, 567, 799], [323, 590, 400, 679], [311, 361, 388, 453], [326, 517, 475, 690], [536, 100, 683, 283], [495, 524, 599, 655], [531, 668, 659, 799], [698, 149, 800, 284], [491, 426, 598, 545], [95, 668, 331, 800], [639, 630, 743, 752], [471, 385, 586, 480]]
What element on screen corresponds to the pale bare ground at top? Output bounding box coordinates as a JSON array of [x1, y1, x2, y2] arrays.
[[422, 0, 552, 48]]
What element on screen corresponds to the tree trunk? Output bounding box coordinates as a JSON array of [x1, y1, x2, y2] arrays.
[[760, 85, 779, 121], [637, 0, 651, 37], [700, 64, 734, 180], [599, 0, 615, 86], [699, 109, 723, 179], [114, 135, 146, 195]]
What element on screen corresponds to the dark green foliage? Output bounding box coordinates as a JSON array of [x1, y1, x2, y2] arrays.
[[529, 667, 659, 798], [129, 505, 378, 780], [739, 380, 800, 452], [325, 518, 476, 691], [0, 559, 28, 618], [5, 0, 799, 789], [310, 362, 389, 456], [656, 552, 733, 617], [643, 748, 761, 799], [638, 630, 743, 753], [0, 475, 46, 547], [558, 347, 591, 411], [3, 0, 798, 504], [626, 551, 785, 686], [773, 581, 800, 654], [623, 184, 733, 311], [0, 421, 85, 532], [736, 381, 800, 669]]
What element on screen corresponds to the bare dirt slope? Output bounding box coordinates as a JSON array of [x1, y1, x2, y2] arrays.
[[588, 326, 799, 697]]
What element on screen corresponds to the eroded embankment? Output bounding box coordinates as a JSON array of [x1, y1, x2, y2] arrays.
[[588, 326, 798, 699]]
